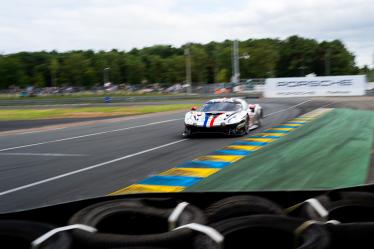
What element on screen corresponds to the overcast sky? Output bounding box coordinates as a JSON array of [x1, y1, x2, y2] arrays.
[[0, 0, 373, 67]]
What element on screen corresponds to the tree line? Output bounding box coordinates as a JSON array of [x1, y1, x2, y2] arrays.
[[0, 35, 369, 89]]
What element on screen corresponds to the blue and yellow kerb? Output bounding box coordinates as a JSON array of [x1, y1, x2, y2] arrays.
[[109, 108, 333, 195]]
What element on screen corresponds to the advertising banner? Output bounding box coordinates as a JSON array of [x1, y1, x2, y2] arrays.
[[264, 75, 367, 98]]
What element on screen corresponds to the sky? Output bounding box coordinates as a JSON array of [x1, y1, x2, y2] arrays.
[[0, 0, 373, 67]]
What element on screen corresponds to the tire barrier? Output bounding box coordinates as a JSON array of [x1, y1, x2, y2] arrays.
[[3, 192, 374, 249], [287, 191, 374, 222], [68, 199, 206, 249], [193, 215, 330, 249], [109, 247, 170, 249], [0, 220, 72, 249], [205, 195, 284, 223], [325, 222, 374, 249]]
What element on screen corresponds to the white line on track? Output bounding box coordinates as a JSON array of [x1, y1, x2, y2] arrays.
[[0, 118, 182, 152], [264, 100, 312, 117], [0, 153, 86, 157], [0, 139, 187, 197]]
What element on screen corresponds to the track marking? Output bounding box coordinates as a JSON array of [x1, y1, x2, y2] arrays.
[[139, 175, 201, 187], [0, 139, 187, 197], [244, 138, 275, 142], [110, 184, 185, 195], [195, 155, 245, 162], [159, 168, 220, 178], [0, 118, 182, 152], [269, 127, 295, 131], [0, 153, 86, 157], [225, 145, 262, 151]]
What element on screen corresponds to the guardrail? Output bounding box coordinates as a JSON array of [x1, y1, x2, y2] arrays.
[[366, 90, 374, 96]]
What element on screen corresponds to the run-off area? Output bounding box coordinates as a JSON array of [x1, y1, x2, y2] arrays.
[[188, 108, 374, 191]]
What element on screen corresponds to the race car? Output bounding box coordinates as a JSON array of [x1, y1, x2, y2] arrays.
[[183, 98, 263, 137]]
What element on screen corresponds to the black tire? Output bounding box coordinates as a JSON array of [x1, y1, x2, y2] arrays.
[[0, 220, 72, 249], [110, 247, 169, 249], [205, 195, 284, 223], [69, 199, 206, 249], [193, 215, 330, 249], [237, 117, 249, 136], [290, 191, 374, 222], [244, 116, 250, 135], [254, 110, 262, 127], [326, 222, 374, 249], [256, 117, 262, 127], [182, 126, 192, 138]]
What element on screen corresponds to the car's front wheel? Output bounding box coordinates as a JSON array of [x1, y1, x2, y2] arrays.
[[244, 116, 250, 135], [236, 117, 249, 136], [256, 116, 262, 127], [182, 126, 192, 138]]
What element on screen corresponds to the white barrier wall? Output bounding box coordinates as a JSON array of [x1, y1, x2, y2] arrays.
[[264, 75, 367, 98]]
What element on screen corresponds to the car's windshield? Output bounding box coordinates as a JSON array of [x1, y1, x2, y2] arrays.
[[201, 102, 242, 112]]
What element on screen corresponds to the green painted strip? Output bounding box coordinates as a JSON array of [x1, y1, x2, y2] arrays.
[[186, 109, 374, 191]]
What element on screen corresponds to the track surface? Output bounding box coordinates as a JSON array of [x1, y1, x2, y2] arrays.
[[0, 98, 327, 212]]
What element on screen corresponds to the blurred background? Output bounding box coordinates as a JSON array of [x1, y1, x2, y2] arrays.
[[0, 38, 373, 98]]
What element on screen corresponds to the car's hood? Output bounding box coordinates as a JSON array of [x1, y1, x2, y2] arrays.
[[185, 111, 244, 127]]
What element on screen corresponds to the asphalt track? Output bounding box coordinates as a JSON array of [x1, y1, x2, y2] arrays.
[[0, 98, 328, 213]]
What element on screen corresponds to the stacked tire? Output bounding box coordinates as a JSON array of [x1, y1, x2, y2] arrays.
[[2, 192, 374, 248], [68, 199, 205, 249]]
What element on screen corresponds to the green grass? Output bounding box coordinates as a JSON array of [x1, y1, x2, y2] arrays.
[[0, 104, 198, 121]]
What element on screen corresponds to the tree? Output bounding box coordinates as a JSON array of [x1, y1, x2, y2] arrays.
[[216, 68, 230, 82], [164, 55, 185, 83], [240, 39, 280, 78], [49, 58, 59, 86], [315, 40, 357, 76], [189, 45, 209, 83], [0, 56, 28, 88], [277, 36, 319, 77], [126, 55, 145, 84], [0, 36, 361, 89], [59, 53, 94, 86], [359, 66, 374, 82]]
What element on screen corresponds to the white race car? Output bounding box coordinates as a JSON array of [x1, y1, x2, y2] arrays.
[[183, 98, 263, 137]]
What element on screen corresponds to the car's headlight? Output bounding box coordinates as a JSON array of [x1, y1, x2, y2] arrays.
[[185, 113, 195, 125]]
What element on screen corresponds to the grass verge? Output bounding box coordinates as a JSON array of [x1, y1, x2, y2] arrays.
[[0, 104, 197, 121]]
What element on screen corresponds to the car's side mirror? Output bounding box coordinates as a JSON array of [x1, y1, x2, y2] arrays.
[[191, 106, 197, 111]]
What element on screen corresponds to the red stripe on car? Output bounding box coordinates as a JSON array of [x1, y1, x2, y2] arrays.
[[210, 114, 222, 127]]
